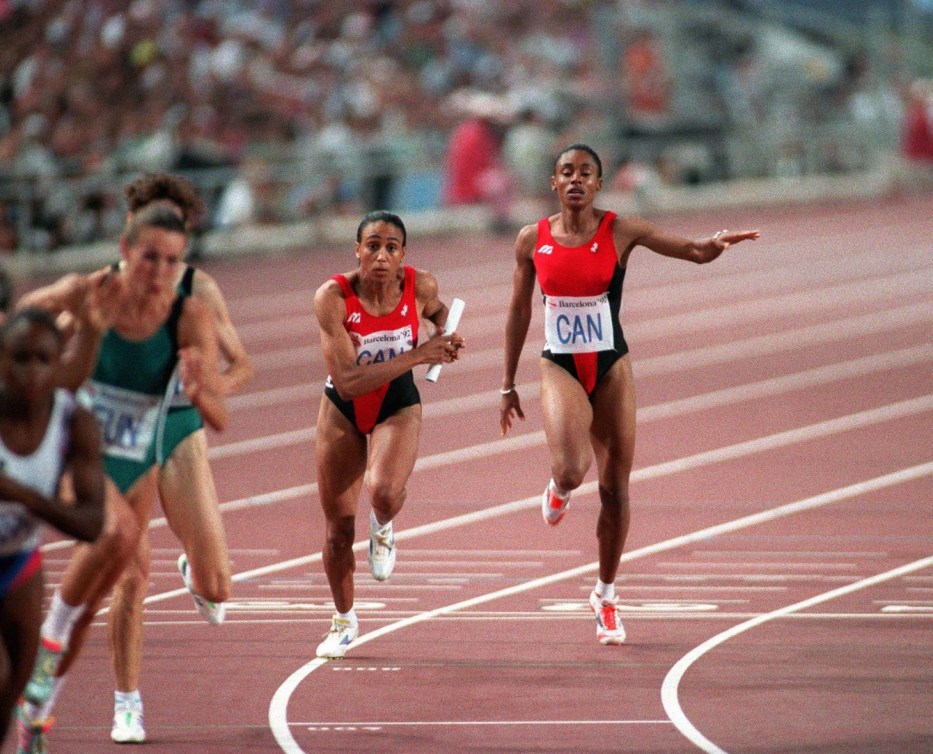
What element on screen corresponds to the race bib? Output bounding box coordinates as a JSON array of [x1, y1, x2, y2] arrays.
[[544, 294, 614, 354], [81, 381, 162, 462], [352, 325, 414, 365]]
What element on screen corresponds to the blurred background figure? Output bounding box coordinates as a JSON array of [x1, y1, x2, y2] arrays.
[[619, 27, 673, 133], [213, 159, 277, 229], [903, 77, 933, 164], [503, 107, 560, 200], [442, 89, 515, 232]]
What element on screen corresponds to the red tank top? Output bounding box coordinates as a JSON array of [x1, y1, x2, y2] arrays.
[[333, 265, 420, 359], [532, 212, 626, 393], [330, 265, 420, 433], [533, 211, 618, 296]]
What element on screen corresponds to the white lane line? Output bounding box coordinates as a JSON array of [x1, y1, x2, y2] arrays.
[[234, 266, 930, 347], [224, 235, 926, 323], [636, 301, 928, 377], [267, 461, 933, 753], [218, 341, 930, 460], [297, 719, 671, 728], [660, 555, 933, 754], [245, 297, 928, 374], [40, 393, 932, 560]]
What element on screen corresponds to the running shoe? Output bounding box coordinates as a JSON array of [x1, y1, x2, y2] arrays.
[[23, 637, 64, 706], [368, 519, 396, 581], [15, 708, 52, 754], [589, 590, 626, 645], [315, 616, 359, 659], [111, 705, 145, 743], [541, 480, 571, 526], [177, 553, 225, 625]]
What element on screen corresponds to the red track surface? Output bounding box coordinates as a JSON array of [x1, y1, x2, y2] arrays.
[[13, 196, 932, 753]]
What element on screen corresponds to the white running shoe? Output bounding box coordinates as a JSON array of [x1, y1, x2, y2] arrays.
[[111, 706, 145, 744], [541, 480, 571, 526], [368, 517, 396, 581], [315, 616, 359, 659], [178, 554, 225, 625], [589, 590, 626, 645]]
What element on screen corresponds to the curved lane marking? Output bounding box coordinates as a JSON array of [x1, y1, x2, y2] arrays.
[[268, 461, 933, 753], [660, 554, 933, 753]]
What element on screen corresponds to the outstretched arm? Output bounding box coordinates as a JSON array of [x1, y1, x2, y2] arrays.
[[613, 217, 760, 266]]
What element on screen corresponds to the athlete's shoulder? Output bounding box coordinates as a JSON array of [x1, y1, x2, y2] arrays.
[[412, 267, 439, 300], [515, 220, 544, 255], [317, 272, 354, 297]]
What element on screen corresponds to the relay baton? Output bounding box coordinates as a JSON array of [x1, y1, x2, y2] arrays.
[[425, 298, 465, 383]]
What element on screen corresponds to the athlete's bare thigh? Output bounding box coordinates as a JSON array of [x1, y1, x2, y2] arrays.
[[315, 397, 367, 520]]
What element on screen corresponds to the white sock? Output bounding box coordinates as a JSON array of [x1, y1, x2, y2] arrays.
[[115, 690, 142, 710], [370, 510, 391, 534], [336, 609, 358, 626], [41, 591, 85, 646], [595, 580, 615, 602]]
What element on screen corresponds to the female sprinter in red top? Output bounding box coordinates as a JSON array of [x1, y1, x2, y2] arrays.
[[500, 144, 759, 645], [313, 210, 464, 658]]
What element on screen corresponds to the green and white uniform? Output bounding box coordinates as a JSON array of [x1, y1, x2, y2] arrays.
[[82, 296, 185, 493]]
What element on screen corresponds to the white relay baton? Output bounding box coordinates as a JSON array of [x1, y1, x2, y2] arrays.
[[425, 298, 465, 383]]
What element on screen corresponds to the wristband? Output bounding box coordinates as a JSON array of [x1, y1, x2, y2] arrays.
[[499, 386, 516, 395]]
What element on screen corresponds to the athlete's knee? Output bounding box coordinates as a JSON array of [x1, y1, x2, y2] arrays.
[[324, 516, 356, 553], [552, 463, 588, 494], [192, 560, 231, 603], [369, 480, 405, 514], [597, 482, 630, 519], [202, 578, 230, 605], [97, 511, 140, 568], [114, 550, 151, 601]]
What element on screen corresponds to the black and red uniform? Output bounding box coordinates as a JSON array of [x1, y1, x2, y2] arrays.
[[324, 265, 421, 434], [533, 211, 628, 396]]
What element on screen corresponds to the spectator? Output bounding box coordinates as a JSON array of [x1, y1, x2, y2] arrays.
[[442, 89, 514, 231], [903, 78, 933, 163], [502, 107, 559, 199], [619, 28, 673, 131], [213, 159, 276, 228]]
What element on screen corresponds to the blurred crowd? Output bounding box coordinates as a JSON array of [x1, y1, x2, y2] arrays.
[[1, 0, 931, 253]]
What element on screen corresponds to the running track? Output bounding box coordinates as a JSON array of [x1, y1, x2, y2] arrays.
[[14, 195, 933, 753]]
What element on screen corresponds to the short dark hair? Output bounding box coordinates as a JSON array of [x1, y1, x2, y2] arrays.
[[356, 210, 407, 247], [122, 204, 188, 245], [0, 307, 63, 348], [554, 143, 603, 178]]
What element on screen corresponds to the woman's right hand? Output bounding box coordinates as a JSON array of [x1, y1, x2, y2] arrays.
[[420, 332, 464, 364]]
